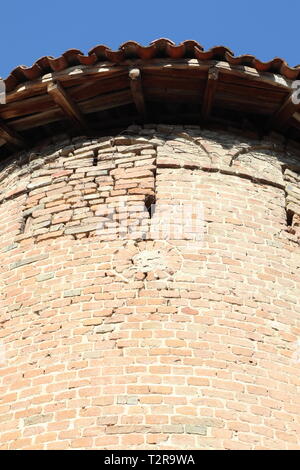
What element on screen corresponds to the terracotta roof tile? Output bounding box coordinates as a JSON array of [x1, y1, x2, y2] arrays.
[[4, 39, 300, 93]]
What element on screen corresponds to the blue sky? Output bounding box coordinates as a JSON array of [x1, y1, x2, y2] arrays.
[[0, 0, 299, 78]]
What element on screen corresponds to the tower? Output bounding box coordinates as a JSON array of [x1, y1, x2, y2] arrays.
[[0, 40, 300, 450]]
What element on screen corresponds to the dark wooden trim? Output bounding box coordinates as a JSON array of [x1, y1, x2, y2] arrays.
[[47, 80, 88, 131], [129, 68, 146, 119], [0, 119, 26, 148], [268, 92, 300, 131], [201, 67, 219, 120]]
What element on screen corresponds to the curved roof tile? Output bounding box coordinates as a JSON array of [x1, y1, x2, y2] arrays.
[[3, 39, 300, 93]]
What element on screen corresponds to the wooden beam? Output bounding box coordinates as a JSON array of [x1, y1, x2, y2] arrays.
[[0, 119, 26, 148], [10, 91, 133, 132], [267, 92, 300, 131], [201, 67, 219, 120], [129, 68, 146, 119], [47, 80, 88, 131]]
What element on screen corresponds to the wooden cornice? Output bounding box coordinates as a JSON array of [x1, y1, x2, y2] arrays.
[[1, 59, 300, 158]]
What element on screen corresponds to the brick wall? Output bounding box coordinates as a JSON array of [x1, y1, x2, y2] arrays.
[[0, 124, 300, 449]]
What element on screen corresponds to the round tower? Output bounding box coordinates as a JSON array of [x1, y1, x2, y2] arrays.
[[0, 40, 300, 450]]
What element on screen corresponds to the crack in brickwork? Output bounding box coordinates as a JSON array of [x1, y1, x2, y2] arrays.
[[11, 138, 157, 241], [282, 168, 300, 243]]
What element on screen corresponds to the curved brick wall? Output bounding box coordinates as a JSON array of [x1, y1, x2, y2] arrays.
[[1, 124, 300, 450]]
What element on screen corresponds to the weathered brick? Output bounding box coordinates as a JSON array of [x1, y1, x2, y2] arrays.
[[1, 126, 300, 452], [11, 254, 49, 269]]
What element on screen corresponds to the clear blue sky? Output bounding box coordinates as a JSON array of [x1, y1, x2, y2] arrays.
[[0, 0, 299, 78]]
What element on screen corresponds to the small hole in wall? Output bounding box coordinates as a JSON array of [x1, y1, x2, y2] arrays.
[[93, 156, 98, 166], [20, 214, 33, 234], [286, 209, 294, 227], [145, 195, 156, 218]]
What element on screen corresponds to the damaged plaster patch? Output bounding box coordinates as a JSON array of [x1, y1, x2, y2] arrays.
[[133, 249, 168, 272], [111, 240, 184, 283]]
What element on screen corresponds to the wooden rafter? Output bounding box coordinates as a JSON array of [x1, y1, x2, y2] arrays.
[[268, 92, 300, 131], [47, 80, 88, 131], [201, 67, 219, 120], [129, 68, 146, 119], [0, 118, 26, 148]]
